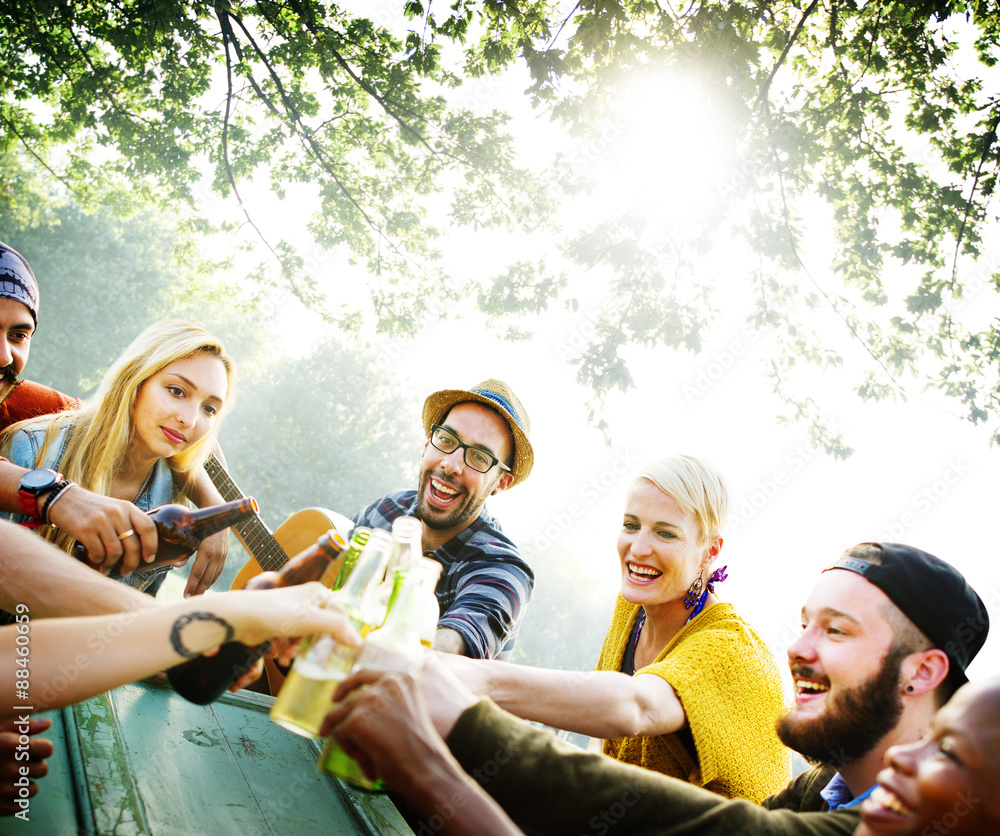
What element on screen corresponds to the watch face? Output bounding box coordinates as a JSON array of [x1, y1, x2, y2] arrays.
[[21, 468, 60, 493]]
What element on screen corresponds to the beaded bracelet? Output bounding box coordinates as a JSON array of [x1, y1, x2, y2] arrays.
[[40, 480, 74, 525], [169, 612, 235, 658]]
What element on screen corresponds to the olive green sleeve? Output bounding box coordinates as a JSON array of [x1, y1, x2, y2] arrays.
[[446, 698, 860, 836]]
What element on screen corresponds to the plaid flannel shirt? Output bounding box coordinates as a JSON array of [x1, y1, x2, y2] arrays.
[[352, 490, 533, 660]]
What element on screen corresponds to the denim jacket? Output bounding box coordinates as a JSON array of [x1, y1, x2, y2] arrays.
[[2, 422, 178, 593]]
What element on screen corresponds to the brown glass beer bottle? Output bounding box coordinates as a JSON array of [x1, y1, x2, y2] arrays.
[[74, 497, 259, 579]]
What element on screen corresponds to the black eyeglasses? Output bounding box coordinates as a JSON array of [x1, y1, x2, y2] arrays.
[[429, 425, 511, 474]]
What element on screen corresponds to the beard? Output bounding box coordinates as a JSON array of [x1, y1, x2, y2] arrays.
[[776, 645, 907, 768], [0, 364, 16, 385], [414, 470, 480, 532]]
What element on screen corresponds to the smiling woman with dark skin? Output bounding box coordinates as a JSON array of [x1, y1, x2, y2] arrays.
[[857, 676, 1000, 836]]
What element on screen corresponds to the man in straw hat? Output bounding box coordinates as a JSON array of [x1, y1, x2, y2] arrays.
[[351, 379, 534, 660]]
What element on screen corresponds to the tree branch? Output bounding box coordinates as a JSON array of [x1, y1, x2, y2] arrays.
[[214, 6, 300, 296], [764, 99, 910, 399], [1, 113, 77, 197], [752, 0, 821, 115], [950, 110, 1000, 292], [221, 8, 409, 264]]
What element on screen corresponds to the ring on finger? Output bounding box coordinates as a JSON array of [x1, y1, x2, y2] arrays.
[[118, 529, 136, 540]]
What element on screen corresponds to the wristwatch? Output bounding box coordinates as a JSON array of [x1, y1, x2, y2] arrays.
[[18, 468, 66, 521]]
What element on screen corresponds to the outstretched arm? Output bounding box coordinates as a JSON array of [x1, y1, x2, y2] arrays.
[[444, 697, 858, 836], [1, 580, 360, 718], [436, 652, 686, 739], [0, 519, 154, 618]]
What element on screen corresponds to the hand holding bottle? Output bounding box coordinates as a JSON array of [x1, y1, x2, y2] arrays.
[[73, 497, 258, 579], [219, 581, 361, 654], [318, 655, 479, 797], [269, 529, 393, 738]]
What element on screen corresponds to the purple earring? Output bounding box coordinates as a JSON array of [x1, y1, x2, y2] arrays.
[[683, 575, 704, 610], [684, 565, 728, 623]]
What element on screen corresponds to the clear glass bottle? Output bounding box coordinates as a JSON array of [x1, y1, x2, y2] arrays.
[[317, 566, 425, 789], [370, 515, 422, 629], [412, 556, 442, 649], [269, 529, 392, 738]]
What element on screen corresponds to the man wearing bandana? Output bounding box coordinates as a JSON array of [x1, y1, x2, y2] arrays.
[[0, 242, 78, 429]]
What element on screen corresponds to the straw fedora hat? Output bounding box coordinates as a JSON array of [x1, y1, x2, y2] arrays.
[[421, 379, 533, 487]]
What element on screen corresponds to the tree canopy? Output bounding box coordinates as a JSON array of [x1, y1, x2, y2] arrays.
[[3, 0, 1000, 450]]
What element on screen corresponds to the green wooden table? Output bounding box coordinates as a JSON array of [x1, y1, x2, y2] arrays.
[[15, 679, 413, 835]]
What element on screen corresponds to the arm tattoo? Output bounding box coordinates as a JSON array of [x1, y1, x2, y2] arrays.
[[169, 611, 235, 658]]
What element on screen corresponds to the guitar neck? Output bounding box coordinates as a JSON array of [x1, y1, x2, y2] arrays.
[[204, 454, 288, 573]]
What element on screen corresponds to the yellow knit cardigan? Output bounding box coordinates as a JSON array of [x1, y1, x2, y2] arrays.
[[595, 598, 791, 803]]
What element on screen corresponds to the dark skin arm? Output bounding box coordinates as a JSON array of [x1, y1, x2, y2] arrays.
[[321, 660, 519, 836], [0, 717, 52, 817]]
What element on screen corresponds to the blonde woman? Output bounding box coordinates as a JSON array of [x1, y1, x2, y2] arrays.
[[440, 454, 790, 802], [1, 320, 234, 594]]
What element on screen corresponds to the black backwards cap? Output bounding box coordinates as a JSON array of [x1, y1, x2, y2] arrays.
[[828, 543, 988, 685]]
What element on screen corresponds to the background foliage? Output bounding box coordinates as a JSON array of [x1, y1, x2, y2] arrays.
[[4, 2, 1000, 452]]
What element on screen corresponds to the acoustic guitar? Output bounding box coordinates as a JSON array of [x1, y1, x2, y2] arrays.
[[204, 454, 354, 694]]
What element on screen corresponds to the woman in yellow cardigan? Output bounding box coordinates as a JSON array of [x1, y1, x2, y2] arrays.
[[438, 454, 789, 802]]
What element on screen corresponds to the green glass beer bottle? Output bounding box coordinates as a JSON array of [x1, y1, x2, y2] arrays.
[[331, 527, 372, 591]]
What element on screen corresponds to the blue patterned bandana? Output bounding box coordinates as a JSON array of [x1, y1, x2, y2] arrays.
[[0, 243, 39, 325]]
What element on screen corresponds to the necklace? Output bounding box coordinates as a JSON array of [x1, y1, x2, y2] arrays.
[[631, 609, 646, 657]]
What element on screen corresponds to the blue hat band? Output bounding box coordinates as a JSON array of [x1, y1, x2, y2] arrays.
[[471, 388, 524, 429]]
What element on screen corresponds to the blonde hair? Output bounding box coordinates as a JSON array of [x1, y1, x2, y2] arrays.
[[1, 320, 234, 550], [634, 455, 729, 545]]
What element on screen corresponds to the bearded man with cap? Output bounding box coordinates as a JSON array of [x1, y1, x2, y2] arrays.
[[351, 379, 534, 660], [321, 541, 989, 836]]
